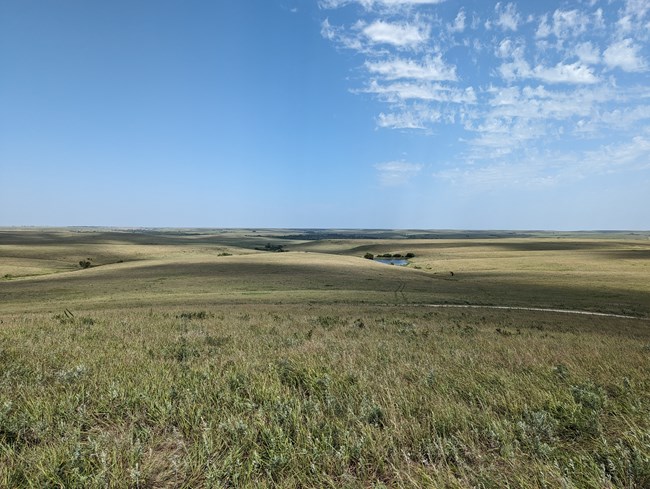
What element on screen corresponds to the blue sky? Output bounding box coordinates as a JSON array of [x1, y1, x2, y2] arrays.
[[1, 0, 649, 229]]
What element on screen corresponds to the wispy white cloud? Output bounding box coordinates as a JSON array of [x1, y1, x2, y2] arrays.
[[596, 105, 650, 128], [495, 37, 533, 81], [464, 117, 547, 156], [377, 107, 440, 129], [375, 161, 424, 185], [494, 2, 521, 31], [458, 82, 628, 159], [321, 19, 364, 50], [436, 130, 650, 189], [532, 61, 599, 84], [623, 0, 650, 19], [320, 0, 650, 194], [486, 84, 616, 121], [321, 18, 336, 40], [550, 9, 591, 38], [448, 9, 466, 33], [583, 132, 650, 172], [322, 18, 434, 52], [363, 80, 476, 103], [496, 37, 599, 84], [603, 38, 648, 72], [574, 41, 601, 64], [536, 8, 593, 47], [364, 56, 457, 81], [535, 14, 552, 38], [435, 160, 558, 188], [494, 38, 517, 59], [497, 59, 529, 81], [362, 20, 430, 47], [319, 0, 446, 10], [616, 0, 650, 36]]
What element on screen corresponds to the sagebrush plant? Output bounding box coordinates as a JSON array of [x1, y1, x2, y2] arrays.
[[1, 306, 649, 488]]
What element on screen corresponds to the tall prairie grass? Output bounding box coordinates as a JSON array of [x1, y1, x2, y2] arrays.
[[1, 306, 648, 487]]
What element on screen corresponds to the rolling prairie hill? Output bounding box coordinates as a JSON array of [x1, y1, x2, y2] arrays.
[[1, 228, 649, 316], [2, 228, 650, 488]]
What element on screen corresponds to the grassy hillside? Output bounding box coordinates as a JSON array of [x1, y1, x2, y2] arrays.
[[1, 229, 649, 316], [1, 305, 649, 487], [1, 228, 650, 487]]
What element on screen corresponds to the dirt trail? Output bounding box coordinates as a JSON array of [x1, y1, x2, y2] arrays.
[[397, 304, 650, 321]]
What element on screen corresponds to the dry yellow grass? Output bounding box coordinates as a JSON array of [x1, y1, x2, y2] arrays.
[[1, 229, 649, 317], [1, 229, 650, 487], [1, 304, 649, 487]]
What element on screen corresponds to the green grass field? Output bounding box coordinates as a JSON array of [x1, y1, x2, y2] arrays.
[[1, 228, 650, 487]]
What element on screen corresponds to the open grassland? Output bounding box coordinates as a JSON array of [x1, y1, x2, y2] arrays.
[[1, 228, 650, 487], [1, 306, 649, 487], [1, 228, 650, 316]]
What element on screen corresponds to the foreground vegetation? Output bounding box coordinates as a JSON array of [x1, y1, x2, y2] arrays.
[[1, 306, 649, 487], [1, 228, 650, 487]]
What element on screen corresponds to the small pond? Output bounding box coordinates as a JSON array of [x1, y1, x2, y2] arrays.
[[374, 258, 409, 266]]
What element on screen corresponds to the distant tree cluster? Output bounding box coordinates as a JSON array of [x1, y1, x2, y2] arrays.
[[255, 243, 285, 252], [364, 252, 416, 260], [79, 258, 92, 269], [374, 252, 416, 259]]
